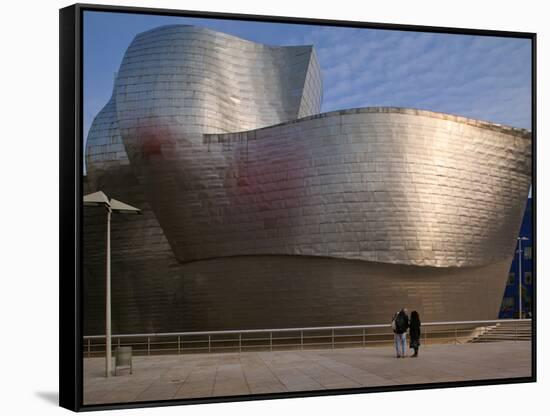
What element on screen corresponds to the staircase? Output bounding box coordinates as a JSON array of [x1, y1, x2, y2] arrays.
[[469, 320, 532, 343]]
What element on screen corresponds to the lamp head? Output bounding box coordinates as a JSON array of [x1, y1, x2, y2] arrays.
[[83, 191, 110, 207], [110, 198, 142, 215]]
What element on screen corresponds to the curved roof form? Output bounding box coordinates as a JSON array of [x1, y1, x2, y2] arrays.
[[86, 25, 531, 269]]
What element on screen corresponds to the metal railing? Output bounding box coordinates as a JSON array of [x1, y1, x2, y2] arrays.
[[83, 319, 531, 358]]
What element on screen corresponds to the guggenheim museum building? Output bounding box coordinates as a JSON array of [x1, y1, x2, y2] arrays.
[[83, 25, 532, 335]]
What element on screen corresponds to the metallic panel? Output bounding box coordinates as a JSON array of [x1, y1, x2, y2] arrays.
[[122, 108, 531, 268], [83, 25, 532, 334]]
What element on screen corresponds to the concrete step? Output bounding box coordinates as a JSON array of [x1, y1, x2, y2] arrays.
[[468, 322, 531, 343]]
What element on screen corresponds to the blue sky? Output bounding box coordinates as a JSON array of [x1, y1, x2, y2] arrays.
[[84, 10, 532, 145]]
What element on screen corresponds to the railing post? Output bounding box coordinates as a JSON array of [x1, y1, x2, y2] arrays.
[[147, 336, 150, 356], [332, 329, 335, 350], [270, 332, 273, 352], [118, 337, 121, 349], [455, 328, 458, 344], [362, 328, 365, 347], [239, 333, 242, 353], [208, 335, 211, 353], [178, 336, 181, 355], [301, 331, 303, 350], [87, 338, 91, 358], [424, 327, 428, 346]]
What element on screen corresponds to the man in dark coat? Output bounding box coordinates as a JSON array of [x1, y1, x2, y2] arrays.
[[392, 308, 410, 358]]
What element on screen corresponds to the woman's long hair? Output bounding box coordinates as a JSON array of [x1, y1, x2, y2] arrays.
[[410, 310, 421, 326]]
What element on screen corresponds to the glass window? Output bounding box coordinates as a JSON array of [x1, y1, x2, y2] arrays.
[[524, 246, 532, 259], [525, 272, 533, 285], [502, 297, 515, 308], [507, 272, 515, 285]]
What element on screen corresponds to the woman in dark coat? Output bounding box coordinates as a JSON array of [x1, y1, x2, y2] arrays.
[[409, 311, 421, 357]]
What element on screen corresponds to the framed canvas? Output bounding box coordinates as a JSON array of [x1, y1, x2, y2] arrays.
[[59, 3, 536, 411]]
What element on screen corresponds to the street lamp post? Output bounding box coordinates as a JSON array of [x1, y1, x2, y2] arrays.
[[84, 191, 142, 377], [517, 236, 529, 319]]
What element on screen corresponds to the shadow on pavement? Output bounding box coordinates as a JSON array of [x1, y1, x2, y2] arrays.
[[35, 391, 58, 406]]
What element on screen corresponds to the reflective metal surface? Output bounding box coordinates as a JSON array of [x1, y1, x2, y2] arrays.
[[127, 108, 531, 268], [84, 25, 532, 334]]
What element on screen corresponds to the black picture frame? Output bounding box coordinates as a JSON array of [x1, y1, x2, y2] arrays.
[[60, 3, 536, 412]]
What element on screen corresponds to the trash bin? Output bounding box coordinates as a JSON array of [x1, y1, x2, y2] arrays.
[[114, 346, 133, 376]]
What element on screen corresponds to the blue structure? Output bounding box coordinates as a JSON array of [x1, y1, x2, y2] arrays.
[[499, 197, 533, 318]]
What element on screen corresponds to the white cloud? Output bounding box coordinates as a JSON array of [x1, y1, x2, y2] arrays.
[[310, 28, 531, 128]]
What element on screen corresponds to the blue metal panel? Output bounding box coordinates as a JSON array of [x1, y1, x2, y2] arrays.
[[499, 198, 533, 318]]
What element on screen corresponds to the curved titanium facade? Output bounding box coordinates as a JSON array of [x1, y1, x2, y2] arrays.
[[84, 25, 531, 334], [124, 108, 530, 268]]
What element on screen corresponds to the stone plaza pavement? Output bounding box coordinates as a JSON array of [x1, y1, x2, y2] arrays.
[[83, 341, 531, 405]]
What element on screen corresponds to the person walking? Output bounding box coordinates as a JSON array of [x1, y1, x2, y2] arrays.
[[392, 308, 409, 358], [409, 310, 421, 357]]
